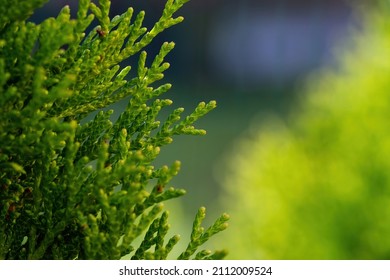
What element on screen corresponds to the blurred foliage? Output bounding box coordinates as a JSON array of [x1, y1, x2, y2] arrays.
[[220, 1, 390, 259]]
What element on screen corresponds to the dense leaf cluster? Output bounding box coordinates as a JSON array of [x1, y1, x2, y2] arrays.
[[0, 0, 228, 259]]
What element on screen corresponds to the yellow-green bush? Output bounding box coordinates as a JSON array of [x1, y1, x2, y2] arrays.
[[220, 3, 390, 259]]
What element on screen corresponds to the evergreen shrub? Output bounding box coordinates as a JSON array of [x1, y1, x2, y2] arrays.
[[220, 2, 390, 259], [0, 0, 228, 260]]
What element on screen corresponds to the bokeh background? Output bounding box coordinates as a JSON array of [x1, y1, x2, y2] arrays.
[[30, 0, 384, 258]]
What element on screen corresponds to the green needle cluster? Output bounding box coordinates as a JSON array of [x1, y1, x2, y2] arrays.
[[0, 0, 228, 260]]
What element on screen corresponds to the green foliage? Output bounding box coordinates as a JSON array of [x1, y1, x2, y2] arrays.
[[220, 3, 390, 259], [0, 0, 228, 259], [178, 207, 229, 260]]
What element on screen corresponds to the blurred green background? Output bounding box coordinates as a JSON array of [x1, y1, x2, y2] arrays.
[[30, 0, 389, 258]]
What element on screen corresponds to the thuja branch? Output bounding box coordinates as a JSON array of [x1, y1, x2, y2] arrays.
[[0, 0, 228, 260]]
